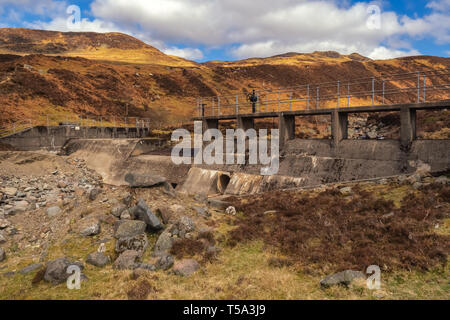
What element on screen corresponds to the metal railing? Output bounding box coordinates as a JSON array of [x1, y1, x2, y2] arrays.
[[196, 68, 450, 117], [0, 114, 151, 137]]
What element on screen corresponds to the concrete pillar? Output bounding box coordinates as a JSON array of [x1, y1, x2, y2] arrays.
[[400, 107, 416, 148], [279, 114, 295, 148], [236, 116, 254, 131], [203, 118, 219, 131], [331, 110, 348, 146]]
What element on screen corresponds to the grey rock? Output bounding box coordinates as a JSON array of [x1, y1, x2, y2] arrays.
[[0, 219, 10, 229], [88, 188, 101, 201], [153, 230, 174, 256], [156, 254, 174, 271], [111, 204, 127, 218], [173, 259, 200, 277], [320, 270, 365, 288], [86, 252, 110, 267], [194, 192, 208, 203], [192, 206, 211, 218], [156, 207, 172, 224], [113, 250, 141, 270], [47, 206, 61, 218], [121, 192, 133, 206], [114, 220, 147, 239], [0, 248, 5, 262], [44, 258, 84, 285], [115, 233, 148, 255], [339, 187, 352, 195], [138, 263, 156, 271], [413, 182, 423, 190], [0, 231, 5, 244], [125, 173, 167, 188], [177, 216, 195, 234], [207, 199, 230, 210], [2, 187, 17, 197], [435, 176, 450, 185], [78, 218, 101, 236], [19, 263, 43, 275], [136, 199, 163, 230], [120, 210, 132, 220]]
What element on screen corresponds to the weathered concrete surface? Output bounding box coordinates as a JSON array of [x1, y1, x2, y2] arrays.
[[63, 139, 190, 186], [0, 125, 150, 151], [176, 167, 230, 195]]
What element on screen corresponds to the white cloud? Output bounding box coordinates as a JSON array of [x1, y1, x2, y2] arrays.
[[87, 0, 450, 59], [163, 46, 203, 60], [1, 0, 449, 61]]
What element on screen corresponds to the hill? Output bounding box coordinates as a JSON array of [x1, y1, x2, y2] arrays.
[[0, 28, 449, 128]]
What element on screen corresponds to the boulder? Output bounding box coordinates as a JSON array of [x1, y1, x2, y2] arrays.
[[2, 187, 17, 197], [125, 173, 167, 188], [47, 206, 61, 218], [435, 176, 450, 185], [113, 250, 141, 270], [88, 188, 101, 201], [207, 199, 230, 210], [156, 254, 174, 271], [0, 219, 10, 229], [0, 248, 5, 262], [153, 230, 174, 256], [173, 259, 200, 277], [78, 218, 101, 237], [13, 200, 29, 213], [111, 204, 127, 218], [192, 206, 211, 218], [121, 192, 133, 206], [0, 231, 6, 244], [339, 187, 352, 195], [86, 252, 110, 267], [177, 216, 195, 235], [120, 210, 132, 220], [136, 199, 163, 230], [19, 263, 43, 275], [320, 270, 365, 288], [156, 207, 172, 224], [115, 233, 148, 255], [44, 257, 84, 285], [114, 220, 146, 239]]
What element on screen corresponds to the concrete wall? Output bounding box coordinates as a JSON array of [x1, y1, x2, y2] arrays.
[[0, 125, 150, 151]]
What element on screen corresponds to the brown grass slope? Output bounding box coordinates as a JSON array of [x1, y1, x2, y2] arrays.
[[0, 28, 449, 127]]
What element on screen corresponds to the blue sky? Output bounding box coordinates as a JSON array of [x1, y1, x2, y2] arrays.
[[0, 0, 449, 62]]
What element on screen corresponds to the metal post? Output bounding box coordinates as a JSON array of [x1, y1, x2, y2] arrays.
[[256, 92, 260, 113], [236, 94, 239, 114], [423, 74, 426, 102], [100, 116, 103, 127], [200, 98, 203, 117], [382, 80, 385, 105], [337, 80, 340, 107], [212, 97, 215, 116], [307, 84, 310, 109], [113, 117, 116, 127], [46, 114, 49, 127], [278, 88, 281, 112], [266, 94, 269, 112], [316, 86, 319, 109], [417, 72, 420, 103], [372, 77, 375, 106]]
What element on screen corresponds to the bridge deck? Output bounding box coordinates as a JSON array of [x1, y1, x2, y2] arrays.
[[193, 100, 450, 121]]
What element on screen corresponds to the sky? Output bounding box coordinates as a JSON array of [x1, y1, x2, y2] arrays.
[[0, 0, 449, 62]]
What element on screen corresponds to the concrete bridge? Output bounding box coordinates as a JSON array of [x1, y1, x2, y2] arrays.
[[195, 100, 450, 149]]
